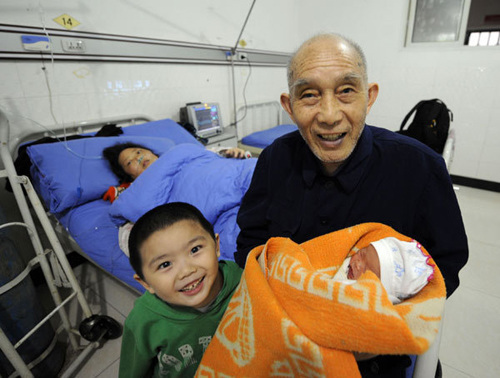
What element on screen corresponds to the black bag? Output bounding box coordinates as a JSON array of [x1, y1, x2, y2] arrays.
[[396, 99, 453, 154]]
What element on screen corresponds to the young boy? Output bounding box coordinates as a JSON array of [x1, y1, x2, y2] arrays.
[[119, 202, 242, 377]]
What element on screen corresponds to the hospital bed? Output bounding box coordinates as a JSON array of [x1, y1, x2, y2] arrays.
[[3, 115, 255, 293], [1, 108, 443, 377]]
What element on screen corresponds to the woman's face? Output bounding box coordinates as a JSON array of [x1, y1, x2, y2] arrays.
[[118, 147, 158, 180]]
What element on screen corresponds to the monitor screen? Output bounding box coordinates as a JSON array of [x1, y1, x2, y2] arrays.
[[187, 103, 223, 138]]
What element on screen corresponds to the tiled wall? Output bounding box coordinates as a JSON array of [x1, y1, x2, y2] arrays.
[[368, 52, 500, 183], [0, 60, 287, 149]]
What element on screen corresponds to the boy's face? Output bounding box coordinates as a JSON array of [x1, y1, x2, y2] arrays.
[[134, 220, 222, 309], [347, 244, 381, 280]]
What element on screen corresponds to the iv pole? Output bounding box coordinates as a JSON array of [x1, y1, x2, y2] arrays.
[[230, 0, 257, 137]]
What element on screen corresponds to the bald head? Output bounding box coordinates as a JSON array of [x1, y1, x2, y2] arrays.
[[287, 34, 368, 92]]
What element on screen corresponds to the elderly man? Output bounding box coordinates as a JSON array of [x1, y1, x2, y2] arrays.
[[235, 33, 468, 376]]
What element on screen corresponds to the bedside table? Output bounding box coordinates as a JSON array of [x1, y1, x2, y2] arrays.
[[205, 127, 238, 148]]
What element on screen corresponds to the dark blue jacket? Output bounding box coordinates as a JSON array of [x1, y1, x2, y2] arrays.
[[236, 125, 468, 297]]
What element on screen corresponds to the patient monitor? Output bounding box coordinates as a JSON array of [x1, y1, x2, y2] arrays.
[[180, 102, 223, 138]]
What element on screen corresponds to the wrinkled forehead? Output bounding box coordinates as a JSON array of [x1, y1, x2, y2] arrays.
[[289, 37, 366, 88]]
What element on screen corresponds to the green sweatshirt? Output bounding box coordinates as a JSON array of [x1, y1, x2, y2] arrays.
[[119, 260, 242, 377]]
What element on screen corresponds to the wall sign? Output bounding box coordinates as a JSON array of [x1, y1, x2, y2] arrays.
[[53, 14, 81, 30]]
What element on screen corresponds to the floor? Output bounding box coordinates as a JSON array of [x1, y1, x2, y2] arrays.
[[36, 186, 500, 377]]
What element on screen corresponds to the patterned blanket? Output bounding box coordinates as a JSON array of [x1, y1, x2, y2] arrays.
[[196, 223, 446, 377]]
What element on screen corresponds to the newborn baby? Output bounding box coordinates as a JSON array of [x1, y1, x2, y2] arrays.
[[335, 237, 435, 304]]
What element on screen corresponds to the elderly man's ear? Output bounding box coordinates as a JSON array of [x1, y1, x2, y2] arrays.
[[366, 83, 379, 114], [280, 92, 293, 122]]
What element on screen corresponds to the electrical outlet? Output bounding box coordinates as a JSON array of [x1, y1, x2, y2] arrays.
[[61, 39, 86, 53], [225, 51, 233, 61]]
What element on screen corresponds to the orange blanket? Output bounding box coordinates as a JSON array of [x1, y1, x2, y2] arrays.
[[197, 223, 446, 377]]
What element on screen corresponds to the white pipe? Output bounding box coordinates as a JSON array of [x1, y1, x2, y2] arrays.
[[0, 328, 34, 378]]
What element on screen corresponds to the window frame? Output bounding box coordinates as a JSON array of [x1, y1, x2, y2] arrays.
[[405, 0, 472, 48]]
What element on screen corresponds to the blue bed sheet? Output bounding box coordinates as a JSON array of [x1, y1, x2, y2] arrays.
[[241, 124, 298, 149], [110, 143, 257, 260]]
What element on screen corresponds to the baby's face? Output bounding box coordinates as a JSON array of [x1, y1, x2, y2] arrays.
[[347, 244, 381, 280], [118, 147, 158, 180]]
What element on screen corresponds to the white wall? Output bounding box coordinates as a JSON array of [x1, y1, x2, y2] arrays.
[[297, 0, 500, 183]]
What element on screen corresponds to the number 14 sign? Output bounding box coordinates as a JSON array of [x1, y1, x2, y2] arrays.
[[53, 14, 81, 30]]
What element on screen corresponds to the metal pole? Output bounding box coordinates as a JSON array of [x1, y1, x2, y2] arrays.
[[0, 328, 34, 378], [232, 0, 257, 54]]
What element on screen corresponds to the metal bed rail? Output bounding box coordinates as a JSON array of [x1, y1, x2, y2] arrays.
[[0, 109, 122, 377], [235, 101, 281, 140]]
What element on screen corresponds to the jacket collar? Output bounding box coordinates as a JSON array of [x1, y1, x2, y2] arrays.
[[302, 125, 373, 193]]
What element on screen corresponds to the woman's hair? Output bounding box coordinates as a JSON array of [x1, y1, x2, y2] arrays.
[[128, 202, 216, 279], [103, 142, 151, 183]]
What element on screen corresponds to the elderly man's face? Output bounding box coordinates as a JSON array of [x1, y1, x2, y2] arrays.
[[281, 38, 378, 175]]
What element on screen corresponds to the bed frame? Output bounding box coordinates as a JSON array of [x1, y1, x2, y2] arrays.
[[0, 108, 444, 377], [0, 110, 149, 377], [236, 101, 294, 156]]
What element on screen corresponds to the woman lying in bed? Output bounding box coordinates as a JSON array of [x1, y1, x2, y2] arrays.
[[102, 142, 249, 203], [102, 142, 255, 258]]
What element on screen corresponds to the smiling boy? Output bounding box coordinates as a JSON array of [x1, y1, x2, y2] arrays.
[[119, 202, 242, 377]]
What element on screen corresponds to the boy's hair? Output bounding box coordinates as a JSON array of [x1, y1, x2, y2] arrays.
[[129, 202, 216, 279], [103, 142, 153, 183]]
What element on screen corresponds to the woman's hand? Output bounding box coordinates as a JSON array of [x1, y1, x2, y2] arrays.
[[222, 147, 249, 159]]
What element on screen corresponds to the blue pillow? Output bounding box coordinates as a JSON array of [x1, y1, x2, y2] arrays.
[[27, 135, 177, 214], [241, 124, 298, 149], [121, 118, 202, 145]]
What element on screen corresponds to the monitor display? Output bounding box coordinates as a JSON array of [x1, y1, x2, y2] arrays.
[[186, 103, 223, 138]]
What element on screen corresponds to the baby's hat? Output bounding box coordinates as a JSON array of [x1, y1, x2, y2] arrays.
[[372, 237, 434, 304]]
